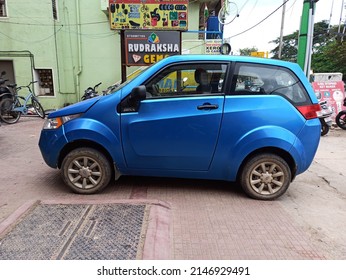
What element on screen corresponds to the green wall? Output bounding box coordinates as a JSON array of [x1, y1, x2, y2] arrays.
[[0, 0, 204, 109]]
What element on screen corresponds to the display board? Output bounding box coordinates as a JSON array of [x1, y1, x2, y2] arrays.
[[109, 0, 188, 30], [312, 81, 346, 118]]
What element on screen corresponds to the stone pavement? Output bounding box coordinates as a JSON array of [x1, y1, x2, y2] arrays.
[[0, 117, 326, 259]]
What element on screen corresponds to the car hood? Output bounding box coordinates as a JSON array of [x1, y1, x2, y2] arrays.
[[47, 96, 101, 118]]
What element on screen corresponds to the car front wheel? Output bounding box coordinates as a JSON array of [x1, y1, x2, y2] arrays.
[[61, 148, 112, 194], [240, 153, 291, 200]]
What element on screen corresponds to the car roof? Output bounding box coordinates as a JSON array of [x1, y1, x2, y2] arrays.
[[160, 54, 298, 69], [127, 54, 307, 91]]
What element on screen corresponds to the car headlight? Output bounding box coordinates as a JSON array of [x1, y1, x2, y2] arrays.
[[43, 113, 82, 130]]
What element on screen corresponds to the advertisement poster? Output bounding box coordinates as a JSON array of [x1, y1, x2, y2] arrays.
[[109, 0, 188, 30], [205, 40, 222, 55], [125, 30, 181, 66], [312, 81, 346, 118]]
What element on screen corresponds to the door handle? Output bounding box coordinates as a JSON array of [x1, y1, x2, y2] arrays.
[[197, 103, 219, 110]]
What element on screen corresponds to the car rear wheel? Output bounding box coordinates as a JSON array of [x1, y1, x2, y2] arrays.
[[61, 148, 112, 194], [240, 153, 291, 200]]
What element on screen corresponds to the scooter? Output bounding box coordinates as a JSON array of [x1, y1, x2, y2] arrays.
[[335, 97, 346, 130], [81, 82, 102, 100], [318, 100, 333, 136]]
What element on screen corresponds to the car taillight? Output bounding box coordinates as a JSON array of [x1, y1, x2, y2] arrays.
[[296, 104, 321, 120]]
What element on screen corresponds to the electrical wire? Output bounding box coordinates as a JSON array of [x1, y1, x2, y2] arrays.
[[59, 27, 117, 39], [0, 25, 63, 44], [0, 24, 117, 44], [239, 0, 252, 13], [229, 0, 289, 39], [0, 20, 109, 27], [286, 0, 298, 15], [245, 0, 259, 17]]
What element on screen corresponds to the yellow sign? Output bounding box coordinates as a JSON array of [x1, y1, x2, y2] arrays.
[[109, 0, 188, 30], [250, 51, 269, 58]]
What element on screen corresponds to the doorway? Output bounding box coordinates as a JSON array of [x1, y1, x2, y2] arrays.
[[0, 60, 15, 84]]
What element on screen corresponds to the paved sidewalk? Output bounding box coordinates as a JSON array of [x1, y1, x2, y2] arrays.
[[0, 117, 326, 259]]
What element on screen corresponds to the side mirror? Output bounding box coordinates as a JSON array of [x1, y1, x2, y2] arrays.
[[118, 85, 147, 112], [131, 85, 146, 102]]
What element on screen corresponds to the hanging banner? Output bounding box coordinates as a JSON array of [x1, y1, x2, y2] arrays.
[[125, 30, 181, 66], [312, 81, 346, 118], [109, 0, 188, 30]]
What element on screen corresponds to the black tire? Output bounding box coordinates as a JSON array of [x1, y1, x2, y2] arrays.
[[320, 119, 329, 136], [0, 98, 21, 124], [336, 111, 346, 130], [61, 148, 112, 194], [240, 153, 291, 200], [31, 97, 45, 119]]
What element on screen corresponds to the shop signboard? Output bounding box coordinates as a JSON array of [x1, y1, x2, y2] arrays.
[[109, 0, 188, 30], [312, 81, 346, 118], [205, 40, 222, 55], [125, 30, 181, 66]]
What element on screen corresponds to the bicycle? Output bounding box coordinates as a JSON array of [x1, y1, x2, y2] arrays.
[[218, 0, 239, 25], [0, 81, 45, 124]]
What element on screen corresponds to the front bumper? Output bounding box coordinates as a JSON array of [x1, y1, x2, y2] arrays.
[[38, 127, 68, 168]]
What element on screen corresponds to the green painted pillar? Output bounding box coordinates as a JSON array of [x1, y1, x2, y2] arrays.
[[297, 0, 318, 76]]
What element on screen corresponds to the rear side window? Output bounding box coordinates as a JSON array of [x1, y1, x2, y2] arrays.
[[231, 63, 310, 105]]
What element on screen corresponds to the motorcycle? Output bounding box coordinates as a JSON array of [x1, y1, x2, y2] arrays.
[[318, 100, 333, 136], [81, 82, 102, 100], [102, 83, 118, 95], [81, 82, 119, 101], [335, 97, 346, 130]]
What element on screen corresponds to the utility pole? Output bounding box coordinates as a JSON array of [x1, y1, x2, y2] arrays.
[[338, 0, 345, 34], [278, 0, 286, 59], [327, 0, 334, 33], [339, 0, 345, 42], [297, 0, 319, 78]]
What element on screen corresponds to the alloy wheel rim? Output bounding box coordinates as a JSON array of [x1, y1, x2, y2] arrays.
[[249, 162, 284, 195], [67, 156, 102, 189]]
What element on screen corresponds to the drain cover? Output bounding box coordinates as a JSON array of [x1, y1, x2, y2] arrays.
[[0, 203, 149, 260]]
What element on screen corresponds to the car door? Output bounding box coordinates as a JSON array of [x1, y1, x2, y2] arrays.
[[120, 62, 228, 171]]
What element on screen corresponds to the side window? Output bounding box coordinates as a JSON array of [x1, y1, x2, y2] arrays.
[[0, 0, 7, 17], [274, 71, 307, 103], [145, 63, 227, 98], [52, 0, 58, 20], [34, 69, 55, 96], [233, 65, 264, 94], [231, 63, 309, 104]]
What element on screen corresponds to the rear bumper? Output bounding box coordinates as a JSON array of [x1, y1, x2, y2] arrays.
[[293, 118, 321, 174]]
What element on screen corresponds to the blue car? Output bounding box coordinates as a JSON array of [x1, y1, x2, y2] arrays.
[[39, 55, 321, 200]]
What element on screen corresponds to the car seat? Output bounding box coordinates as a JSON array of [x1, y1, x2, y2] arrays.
[[195, 68, 211, 93]]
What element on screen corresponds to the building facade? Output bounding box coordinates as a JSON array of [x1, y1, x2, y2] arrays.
[[0, 0, 221, 109]]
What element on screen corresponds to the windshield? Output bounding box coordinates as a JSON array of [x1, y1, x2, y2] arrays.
[[108, 65, 151, 94]]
